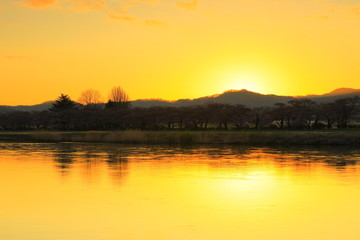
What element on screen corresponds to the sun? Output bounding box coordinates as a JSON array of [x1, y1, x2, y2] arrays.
[[230, 75, 262, 92], [204, 64, 277, 97], [223, 70, 266, 93]]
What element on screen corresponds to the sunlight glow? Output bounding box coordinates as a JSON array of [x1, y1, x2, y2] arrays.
[[2, 0, 360, 105], [228, 74, 261, 92], [209, 170, 278, 202], [221, 68, 269, 93]]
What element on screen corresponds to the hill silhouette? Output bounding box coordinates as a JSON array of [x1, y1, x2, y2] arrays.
[[305, 88, 360, 103], [324, 88, 360, 96], [0, 101, 53, 112], [132, 88, 360, 108], [0, 88, 359, 112]]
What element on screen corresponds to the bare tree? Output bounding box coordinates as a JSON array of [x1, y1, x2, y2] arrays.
[[251, 107, 272, 129], [288, 99, 317, 129], [270, 103, 291, 129], [332, 96, 359, 128], [78, 89, 103, 106], [108, 86, 129, 102], [78, 89, 103, 107], [230, 104, 252, 130], [106, 86, 130, 109]]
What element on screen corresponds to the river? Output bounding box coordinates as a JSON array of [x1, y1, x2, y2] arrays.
[[0, 143, 360, 240]]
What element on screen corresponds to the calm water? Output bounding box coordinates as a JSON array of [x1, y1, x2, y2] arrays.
[[1, 143, 360, 240]]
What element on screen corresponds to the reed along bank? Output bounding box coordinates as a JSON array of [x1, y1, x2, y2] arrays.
[[1, 130, 360, 145]]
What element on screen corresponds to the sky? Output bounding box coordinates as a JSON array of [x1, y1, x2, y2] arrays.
[[1, 0, 360, 105]]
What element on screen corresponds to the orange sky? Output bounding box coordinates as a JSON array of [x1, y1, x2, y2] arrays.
[[1, 0, 360, 105]]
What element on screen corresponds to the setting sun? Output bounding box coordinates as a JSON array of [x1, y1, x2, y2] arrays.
[[222, 70, 266, 93], [209, 63, 277, 94]]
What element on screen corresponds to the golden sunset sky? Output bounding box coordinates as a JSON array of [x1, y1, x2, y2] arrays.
[[1, 0, 360, 105]]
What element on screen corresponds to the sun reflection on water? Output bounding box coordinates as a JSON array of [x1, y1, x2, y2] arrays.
[[1, 143, 360, 240]]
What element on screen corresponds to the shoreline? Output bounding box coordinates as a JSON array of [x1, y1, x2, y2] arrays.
[[1, 130, 360, 145]]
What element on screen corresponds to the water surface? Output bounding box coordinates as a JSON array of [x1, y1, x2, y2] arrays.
[[1, 143, 360, 240]]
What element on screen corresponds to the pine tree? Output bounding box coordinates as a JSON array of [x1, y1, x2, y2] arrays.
[[49, 94, 78, 112]]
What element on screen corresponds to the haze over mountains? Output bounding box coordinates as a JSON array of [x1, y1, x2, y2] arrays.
[[1, 88, 359, 112]]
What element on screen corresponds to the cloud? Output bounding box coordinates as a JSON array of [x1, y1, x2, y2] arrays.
[[120, 1, 138, 8], [176, 0, 198, 10], [108, 7, 135, 21], [20, 0, 105, 9], [133, 0, 158, 4], [107, 1, 165, 25], [21, 0, 57, 8], [18, 0, 166, 25], [66, 0, 106, 11], [108, 13, 134, 20], [108, 13, 135, 21]]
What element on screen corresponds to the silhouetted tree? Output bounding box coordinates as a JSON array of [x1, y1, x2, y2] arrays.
[[318, 103, 336, 129], [270, 103, 291, 129], [331, 97, 359, 128], [32, 110, 52, 129], [0, 111, 33, 130], [208, 103, 233, 130], [105, 86, 130, 109], [3, 92, 360, 131], [251, 107, 272, 129], [287, 99, 317, 129], [230, 104, 251, 129], [161, 107, 180, 130], [48, 94, 79, 129], [186, 106, 208, 130], [50, 94, 78, 112], [78, 89, 103, 108]]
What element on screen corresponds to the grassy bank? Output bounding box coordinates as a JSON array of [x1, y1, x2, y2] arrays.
[[1, 130, 360, 145]]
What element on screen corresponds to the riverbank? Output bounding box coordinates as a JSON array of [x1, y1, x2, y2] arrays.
[[1, 130, 360, 145]]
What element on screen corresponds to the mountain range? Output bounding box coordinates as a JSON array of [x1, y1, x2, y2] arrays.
[[1, 88, 359, 112]]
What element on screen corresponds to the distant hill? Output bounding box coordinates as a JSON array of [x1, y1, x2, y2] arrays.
[[131, 89, 294, 108], [131, 88, 360, 108], [131, 99, 174, 108], [195, 90, 294, 107], [306, 88, 360, 103], [0, 101, 53, 113], [324, 88, 360, 96], [1, 88, 359, 112]]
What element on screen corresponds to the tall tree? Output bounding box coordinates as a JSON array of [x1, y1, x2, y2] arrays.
[[78, 89, 103, 107], [270, 103, 290, 129], [332, 97, 359, 128], [106, 86, 130, 109], [251, 107, 272, 129], [230, 104, 252, 130], [49, 94, 78, 112], [288, 99, 317, 129]]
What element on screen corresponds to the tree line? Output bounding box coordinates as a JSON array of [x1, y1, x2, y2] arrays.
[[0, 87, 359, 131]]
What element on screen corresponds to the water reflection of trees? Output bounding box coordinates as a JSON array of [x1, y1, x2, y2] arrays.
[[107, 152, 128, 185], [259, 146, 360, 169], [153, 145, 360, 170], [139, 145, 360, 169], [51, 143, 129, 184], [53, 143, 75, 175], [49, 143, 360, 181]]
